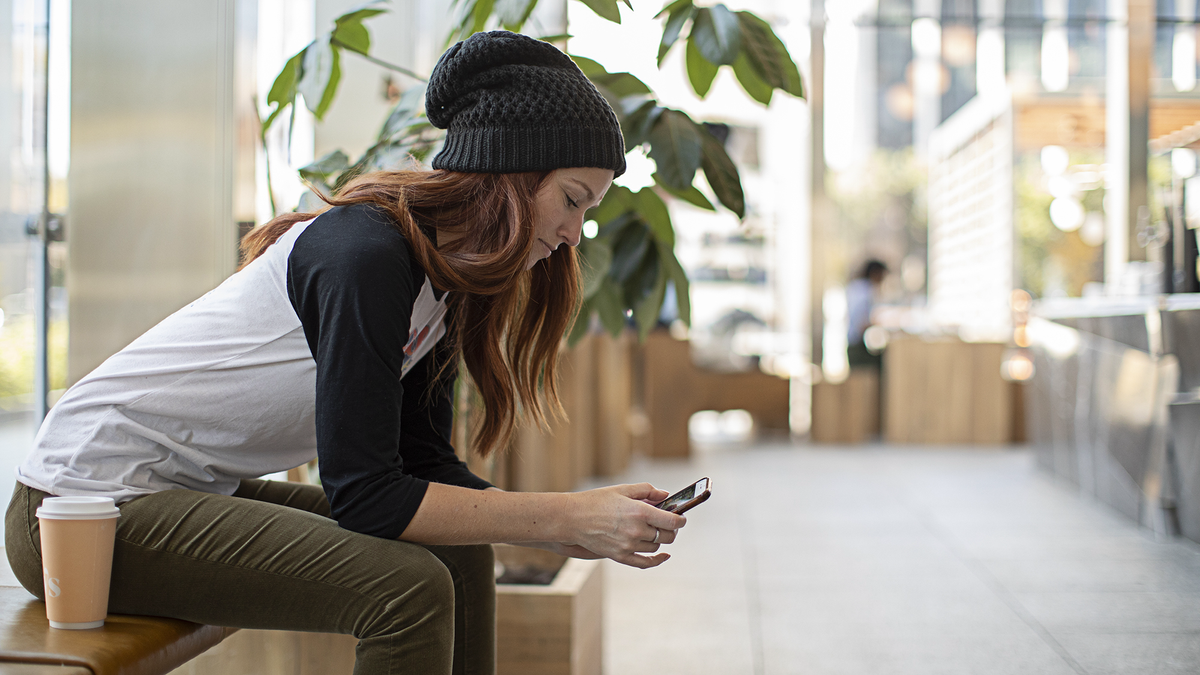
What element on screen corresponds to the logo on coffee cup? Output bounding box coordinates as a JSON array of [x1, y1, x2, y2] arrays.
[[43, 567, 61, 598]]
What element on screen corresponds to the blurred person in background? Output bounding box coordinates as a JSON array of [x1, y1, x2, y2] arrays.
[[6, 31, 685, 675], [846, 259, 888, 369]]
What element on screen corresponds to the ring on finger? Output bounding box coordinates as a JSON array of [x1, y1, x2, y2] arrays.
[[651, 528, 660, 544]]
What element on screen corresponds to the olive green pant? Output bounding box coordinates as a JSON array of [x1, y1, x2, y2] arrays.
[[5, 480, 495, 675]]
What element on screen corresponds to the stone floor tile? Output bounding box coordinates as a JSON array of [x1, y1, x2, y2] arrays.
[[761, 628, 1081, 675], [1013, 590, 1200, 634], [1056, 632, 1200, 675]]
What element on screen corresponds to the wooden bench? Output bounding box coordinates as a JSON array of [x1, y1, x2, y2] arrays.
[[1, 546, 361, 675], [0, 553, 233, 675]]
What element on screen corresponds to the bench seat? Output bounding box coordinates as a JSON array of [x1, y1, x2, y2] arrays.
[[0, 585, 233, 675]]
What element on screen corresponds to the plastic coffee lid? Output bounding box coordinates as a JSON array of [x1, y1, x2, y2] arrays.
[[36, 496, 120, 520]]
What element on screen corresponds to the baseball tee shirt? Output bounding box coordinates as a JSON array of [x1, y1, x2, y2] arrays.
[[17, 203, 491, 539]]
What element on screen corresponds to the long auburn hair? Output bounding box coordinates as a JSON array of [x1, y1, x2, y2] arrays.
[[240, 170, 579, 457]]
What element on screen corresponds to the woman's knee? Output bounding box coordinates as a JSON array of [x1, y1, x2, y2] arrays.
[[426, 544, 496, 598], [359, 544, 456, 639]]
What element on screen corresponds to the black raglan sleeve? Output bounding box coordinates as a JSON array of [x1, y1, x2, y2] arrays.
[[287, 203, 488, 540]]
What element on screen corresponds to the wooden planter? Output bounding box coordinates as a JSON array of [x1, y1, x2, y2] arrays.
[[494, 545, 603, 675]]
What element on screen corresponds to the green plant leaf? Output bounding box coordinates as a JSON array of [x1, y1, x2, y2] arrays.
[[736, 11, 803, 98], [333, 20, 371, 54], [331, 3, 387, 54], [591, 184, 635, 226], [654, 0, 693, 20], [633, 259, 668, 340], [448, 0, 495, 42], [658, 2, 695, 65], [648, 108, 703, 192], [300, 150, 351, 182], [607, 221, 651, 282], [496, 0, 538, 30], [597, 72, 653, 98], [575, 0, 621, 23], [379, 84, 427, 140], [620, 99, 661, 149], [573, 56, 651, 98], [568, 297, 593, 346], [634, 188, 674, 246], [578, 237, 613, 299], [592, 280, 627, 337], [731, 51, 772, 105], [263, 50, 304, 132], [472, 0, 496, 34], [699, 128, 745, 217], [660, 244, 691, 325], [298, 37, 339, 118], [652, 172, 715, 210], [690, 5, 740, 66], [685, 38, 718, 98], [317, 48, 343, 119], [624, 240, 662, 314], [570, 55, 606, 77]]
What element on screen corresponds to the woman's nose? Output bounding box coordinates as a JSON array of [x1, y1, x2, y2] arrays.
[[560, 216, 584, 247]]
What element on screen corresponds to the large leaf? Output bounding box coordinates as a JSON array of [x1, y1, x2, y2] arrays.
[[690, 5, 740, 66], [300, 150, 351, 184], [591, 184, 635, 226], [634, 188, 674, 246], [578, 237, 613, 300], [633, 261, 668, 340], [620, 99, 661, 149], [333, 20, 371, 54], [573, 56, 652, 99], [592, 280, 627, 336], [575, 0, 621, 23], [660, 245, 691, 325], [654, 0, 692, 19], [495, 0, 538, 30], [448, 0, 496, 44], [652, 172, 715, 210], [263, 51, 304, 131], [647, 109, 703, 192], [658, 1, 695, 65], [699, 129, 745, 217], [568, 297, 594, 346], [685, 38, 718, 98], [623, 241, 662, 310], [607, 221, 651, 282], [737, 11, 803, 98], [379, 84, 427, 141], [731, 51, 772, 105], [298, 37, 341, 119], [331, 3, 389, 55]]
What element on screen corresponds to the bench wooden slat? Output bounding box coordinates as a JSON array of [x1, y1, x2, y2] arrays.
[[0, 587, 232, 675]]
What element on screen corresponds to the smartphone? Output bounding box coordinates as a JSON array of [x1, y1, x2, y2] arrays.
[[655, 477, 711, 515]]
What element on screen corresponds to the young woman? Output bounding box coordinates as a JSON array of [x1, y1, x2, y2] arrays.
[[6, 31, 685, 674]]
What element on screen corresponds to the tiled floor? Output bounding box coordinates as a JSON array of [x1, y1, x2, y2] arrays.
[[597, 442, 1200, 675]]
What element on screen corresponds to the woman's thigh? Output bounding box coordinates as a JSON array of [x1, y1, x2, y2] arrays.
[[8, 482, 455, 640], [232, 477, 332, 517]]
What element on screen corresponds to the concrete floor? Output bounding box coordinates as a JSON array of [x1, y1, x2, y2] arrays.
[[598, 442, 1200, 675]]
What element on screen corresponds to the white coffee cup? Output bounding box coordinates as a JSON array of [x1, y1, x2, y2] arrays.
[[36, 496, 120, 629]]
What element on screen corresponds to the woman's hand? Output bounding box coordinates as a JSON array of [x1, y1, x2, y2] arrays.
[[562, 483, 687, 569]]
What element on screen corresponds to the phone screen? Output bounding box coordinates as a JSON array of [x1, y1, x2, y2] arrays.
[[657, 478, 708, 512]]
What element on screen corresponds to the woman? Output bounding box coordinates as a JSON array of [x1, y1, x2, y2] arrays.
[[6, 31, 685, 674]]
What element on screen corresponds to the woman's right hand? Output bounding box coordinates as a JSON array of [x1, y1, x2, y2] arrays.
[[562, 483, 687, 569]]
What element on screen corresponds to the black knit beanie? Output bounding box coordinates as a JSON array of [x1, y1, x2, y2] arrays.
[[426, 31, 626, 177]]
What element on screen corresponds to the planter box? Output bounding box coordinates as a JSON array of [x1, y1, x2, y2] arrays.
[[494, 545, 603, 675]]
